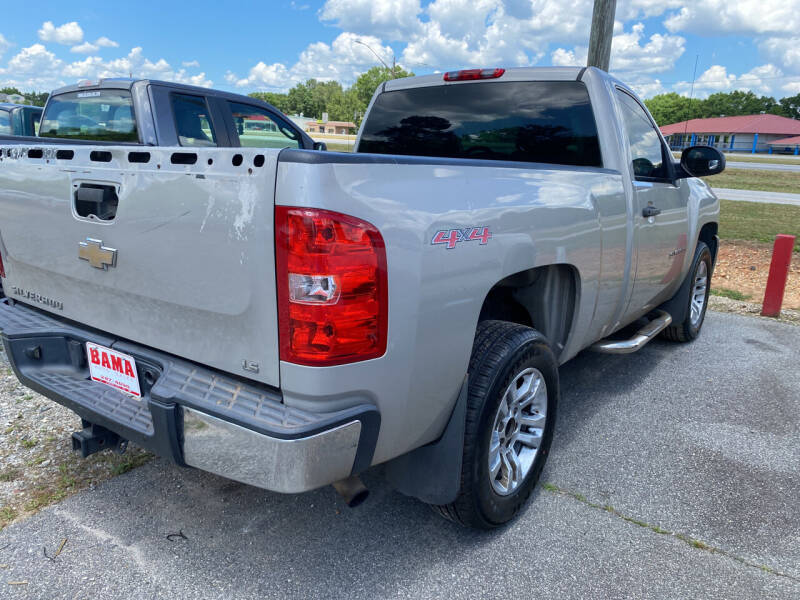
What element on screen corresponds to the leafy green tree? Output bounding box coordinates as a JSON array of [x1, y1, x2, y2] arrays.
[[698, 90, 776, 118], [778, 93, 800, 120], [351, 66, 414, 110], [327, 89, 361, 123], [248, 91, 291, 114], [283, 79, 345, 119], [644, 92, 694, 126], [0, 87, 48, 106]]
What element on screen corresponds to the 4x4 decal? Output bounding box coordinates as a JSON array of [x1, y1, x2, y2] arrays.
[[431, 227, 492, 249]]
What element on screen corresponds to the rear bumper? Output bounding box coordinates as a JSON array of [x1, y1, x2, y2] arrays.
[[0, 299, 380, 493]]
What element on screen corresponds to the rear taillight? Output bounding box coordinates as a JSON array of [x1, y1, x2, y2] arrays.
[[275, 206, 388, 366], [443, 68, 505, 82], [0, 250, 5, 278]]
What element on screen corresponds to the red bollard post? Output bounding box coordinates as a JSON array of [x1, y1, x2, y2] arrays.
[[761, 234, 796, 317]]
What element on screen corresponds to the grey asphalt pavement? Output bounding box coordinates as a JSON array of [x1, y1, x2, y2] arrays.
[[712, 187, 800, 206], [1, 311, 799, 599], [727, 161, 800, 172]]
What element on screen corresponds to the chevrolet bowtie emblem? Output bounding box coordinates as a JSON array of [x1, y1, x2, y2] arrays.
[[78, 238, 117, 270]]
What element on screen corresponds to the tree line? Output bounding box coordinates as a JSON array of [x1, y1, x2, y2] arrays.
[[249, 66, 412, 124], [644, 90, 800, 126], [0, 87, 49, 106]]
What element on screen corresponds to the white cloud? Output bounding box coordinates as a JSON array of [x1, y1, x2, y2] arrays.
[[625, 76, 666, 98], [760, 37, 800, 74], [0, 44, 213, 91], [617, 0, 683, 20], [96, 36, 119, 48], [664, 2, 800, 35], [182, 60, 200, 68], [232, 62, 293, 89], [37, 21, 83, 45], [71, 41, 99, 54], [734, 64, 785, 95], [320, 0, 422, 40], [551, 47, 584, 67], [672, 63, 790, 98], [231, 32, 397, 90], [70, 35, 118, 54], [674, 65, 736, 95], [610, 23, 684, 74], [0, 34, 11, 60], [551, 23, 684, 76], [0, 43, 65, 90]]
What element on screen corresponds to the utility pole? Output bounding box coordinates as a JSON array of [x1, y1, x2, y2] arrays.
[[587, 0, 616, 72]]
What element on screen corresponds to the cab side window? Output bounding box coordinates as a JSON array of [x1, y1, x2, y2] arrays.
[[171, 93, 217, 147], [227, 102, 301, 149], [616, 90, 668, 180]]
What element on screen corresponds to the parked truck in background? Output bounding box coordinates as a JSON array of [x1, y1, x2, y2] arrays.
[[6, 78, 322, 150], [0, 103, 43, 137], [0, 67, 724, 528]]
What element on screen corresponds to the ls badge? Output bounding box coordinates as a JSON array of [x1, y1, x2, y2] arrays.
[[78, 238, 117, 270]]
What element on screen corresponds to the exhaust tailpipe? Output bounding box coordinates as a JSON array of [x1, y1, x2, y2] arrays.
[[332, 475, 369, 507]]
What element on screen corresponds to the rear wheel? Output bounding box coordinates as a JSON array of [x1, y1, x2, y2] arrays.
[[433, 320, 558, 529], [662, 241, 712, 343]]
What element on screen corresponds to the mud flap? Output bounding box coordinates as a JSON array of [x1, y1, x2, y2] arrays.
[[384, 376, 467, 505]]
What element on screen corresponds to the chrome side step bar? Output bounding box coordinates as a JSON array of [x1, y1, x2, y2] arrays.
[[590, 310, 673, 354]]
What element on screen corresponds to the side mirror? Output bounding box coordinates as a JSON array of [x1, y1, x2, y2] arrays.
[[678, 145, 725, 178], [313, 141, 327, 151]]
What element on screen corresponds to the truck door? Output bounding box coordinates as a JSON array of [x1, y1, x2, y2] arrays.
[[616, 88, 689, 315]]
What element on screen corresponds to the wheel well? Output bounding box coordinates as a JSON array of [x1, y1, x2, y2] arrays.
[[699, 222, 719, 264], [478, 265, 578, 356]]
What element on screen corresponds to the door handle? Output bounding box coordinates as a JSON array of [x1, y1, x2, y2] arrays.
[[642, 205, 661, 218]]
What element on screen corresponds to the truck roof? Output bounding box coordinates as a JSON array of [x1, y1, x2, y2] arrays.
[[383, 66, 591, 92], [0, 103, 42, 111], [48, 78, 258, 106]]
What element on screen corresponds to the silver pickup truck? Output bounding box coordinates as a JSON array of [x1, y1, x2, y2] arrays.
[[0, 66, 724, 529]]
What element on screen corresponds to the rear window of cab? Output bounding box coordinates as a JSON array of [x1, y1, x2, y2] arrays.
[[358, 81, 602, 168], [40, 89, 138, 142]]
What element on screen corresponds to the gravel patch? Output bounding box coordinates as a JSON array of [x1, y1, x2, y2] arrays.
[[0, 346, 152, 529], [709, 295, 800, 325]]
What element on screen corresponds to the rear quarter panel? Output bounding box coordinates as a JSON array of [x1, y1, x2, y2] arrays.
[[275, 152, 627, 464]]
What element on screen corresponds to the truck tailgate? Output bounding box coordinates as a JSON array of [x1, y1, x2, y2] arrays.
[[0, 146, 281, 386]]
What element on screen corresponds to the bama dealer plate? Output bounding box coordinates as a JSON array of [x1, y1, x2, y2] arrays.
[[86, 342, 142, 398]]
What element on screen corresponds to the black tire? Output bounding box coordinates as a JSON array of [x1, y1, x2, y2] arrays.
[[433, 320, 559, 529], [661, 241, 713, 343]]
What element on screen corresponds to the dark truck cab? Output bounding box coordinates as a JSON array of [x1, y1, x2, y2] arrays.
[[2, 78, 319, 150], [0, 103, 43, 137]]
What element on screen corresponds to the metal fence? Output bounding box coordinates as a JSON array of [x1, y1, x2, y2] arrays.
[[667, 138, 800, 155]]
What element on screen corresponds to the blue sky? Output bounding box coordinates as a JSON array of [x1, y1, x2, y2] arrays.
[[2, 1, 799, 99]]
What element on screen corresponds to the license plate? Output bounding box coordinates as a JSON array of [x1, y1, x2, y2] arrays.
[[86, 342, 141, 398]]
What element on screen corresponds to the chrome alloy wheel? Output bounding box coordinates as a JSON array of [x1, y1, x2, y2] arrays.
[[488, 367, 548, 496], [690, 260, 709, 328]]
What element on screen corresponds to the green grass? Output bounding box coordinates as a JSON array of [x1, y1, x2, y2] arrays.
[[703, 168, 800, 194], [0, 469, 20, 482], [0, 506, 18, 529], [719, 199, 800, 251], [323, 142, 354, 153], [723, 154, 800, 165], [672, 152, 800, 165], [710, 287, 751, 301], [109, 452, 153, 476]]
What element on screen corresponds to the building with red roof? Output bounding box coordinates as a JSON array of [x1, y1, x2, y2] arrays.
[[767, 135, 800, 154], [660, 114, 800, 154]]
